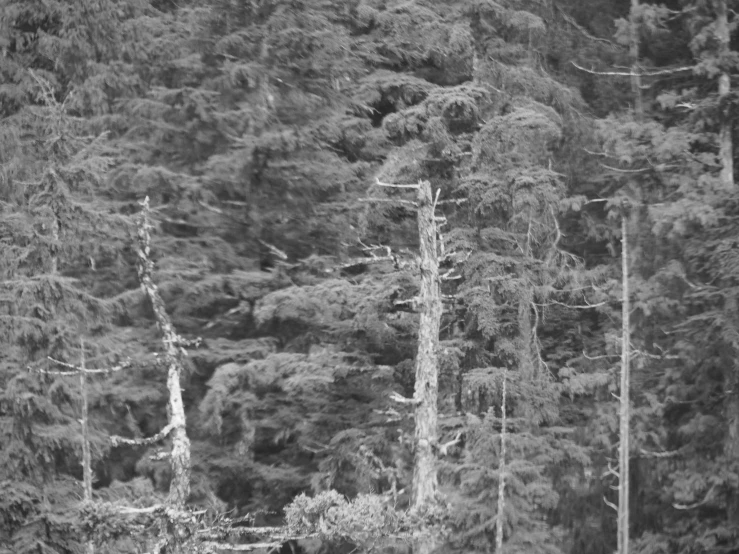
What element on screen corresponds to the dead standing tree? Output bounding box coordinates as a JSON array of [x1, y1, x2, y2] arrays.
[[35, 338, 130, 554], [367, 179, 444, 554]]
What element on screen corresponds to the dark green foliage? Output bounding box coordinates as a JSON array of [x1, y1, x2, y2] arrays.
[[3, 0, 739, 553]]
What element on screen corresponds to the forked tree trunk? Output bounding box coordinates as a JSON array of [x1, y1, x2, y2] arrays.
[[618, 208, 631, 554], [137, 198, 191, 517], [412, 181, 442, 554], [495, 368, 508, 553]]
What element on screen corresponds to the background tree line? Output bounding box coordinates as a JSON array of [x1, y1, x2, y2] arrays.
[[1, 0, 738, 553]]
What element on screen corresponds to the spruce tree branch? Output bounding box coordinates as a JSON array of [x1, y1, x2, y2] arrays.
[[555, 5, 618, 47], [673, 484, 717, 510]]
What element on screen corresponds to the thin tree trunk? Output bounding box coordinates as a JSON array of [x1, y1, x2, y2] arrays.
[[412, 181, 442, 554], [137, 198, 191, 513], [518, 216, 535, 380], [618, 209, 631, 554], [79, 337, 94, 554], [716, 0, 739, 526], [629, 0, 643, 118], [716, 0, 734, 191], [495, 368, 508, 553]]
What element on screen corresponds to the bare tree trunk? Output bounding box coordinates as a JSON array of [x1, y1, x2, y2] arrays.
[[412, 181, 442, 554], [495, 368, 508, 553], [629, 0, 643, 118], [716, 0, 734, 191], [137, 198, 191, 521], [79, 337, 94, 554], [617, 209, 631, 554], [716, 0, 739, 526]]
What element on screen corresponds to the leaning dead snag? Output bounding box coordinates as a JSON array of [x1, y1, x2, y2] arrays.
[[105, 198, 196, 552], [133, 196, 192, 510]]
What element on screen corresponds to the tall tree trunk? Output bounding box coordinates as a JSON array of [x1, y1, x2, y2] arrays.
[[412, 181, 442, 554], [495, 368, 508, 553], [137, 198, 191, 547], [618, 208, 631, 554], [716, 0, 739, 526], [629, 0, 643, 118], [79, 337, 94, 554], [716, 0, 734, 191]]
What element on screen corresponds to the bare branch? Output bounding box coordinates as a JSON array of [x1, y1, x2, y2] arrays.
[[604, 496, 619, 512], [375, 178, 420, 189], [258, 239, 288, 261], [389, 391, 421, 406], [41, 356, 131, 374], [534, 300, 608, 309], [600, 163, 651, 173], [439, 431, 463, 456], [638, 448, 681, 459], [110, 423, 175, 447], [201, 542, 282, 552], [632, 349, 680, 360], [571, 61, 693, 77]]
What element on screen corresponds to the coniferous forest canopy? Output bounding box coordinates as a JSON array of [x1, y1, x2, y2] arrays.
[[1, 0, 739, 552]]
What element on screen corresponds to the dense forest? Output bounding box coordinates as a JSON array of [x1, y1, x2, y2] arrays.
[[1, 0, 738, 553]]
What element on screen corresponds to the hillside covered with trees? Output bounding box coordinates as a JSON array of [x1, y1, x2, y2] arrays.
[[1, 0, 738, 553]]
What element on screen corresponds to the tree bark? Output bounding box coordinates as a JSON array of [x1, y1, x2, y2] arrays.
[[137, 197, 191, 511], [716, 0, 734, 191], [495, 368, 508, 553], [629, 0, 643, 118], [617, 208, 631, 554], [79, 337, 94, 554], [716, 0, 739, 525], [412, 181, 442, 554]]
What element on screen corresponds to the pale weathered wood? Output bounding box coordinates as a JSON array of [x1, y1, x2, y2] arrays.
[[411, 181, 442, 513], [136, 197, 191, 511], [618, 209, 631, 554], [495, 368, 507, 553]]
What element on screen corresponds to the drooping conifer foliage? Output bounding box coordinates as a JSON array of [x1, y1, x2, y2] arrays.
[[2, 0, 739, 552]]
